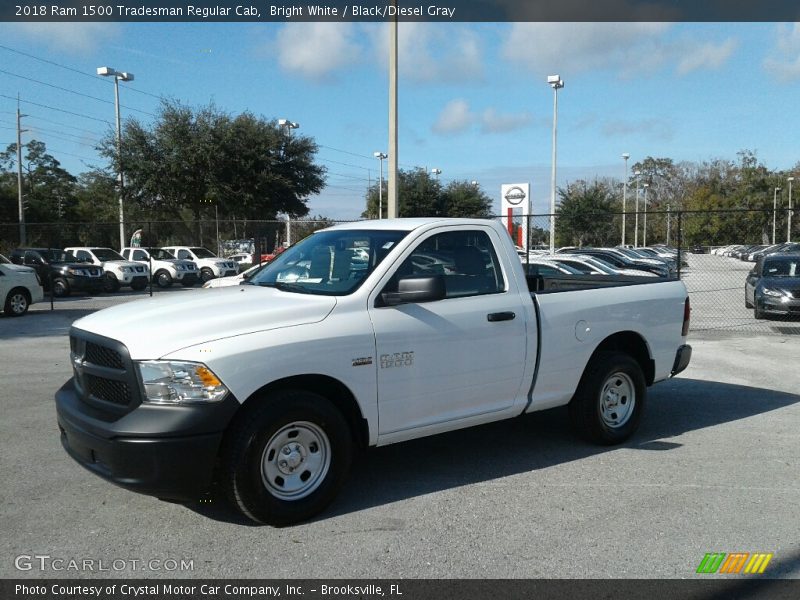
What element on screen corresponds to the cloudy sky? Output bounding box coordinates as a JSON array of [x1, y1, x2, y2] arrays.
[[0, 21, 798, 218]]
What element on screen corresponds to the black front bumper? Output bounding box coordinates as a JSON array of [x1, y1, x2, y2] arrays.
[[68, 275, 104, 294], [671, 344, 692, 377], [55, 379, 239, 501]]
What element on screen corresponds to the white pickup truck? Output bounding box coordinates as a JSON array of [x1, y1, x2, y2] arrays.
[[56, 219, 691, 525], [120, 247, 200, 288], [64, 247, 149, 293], [160, 246, 238, 282]]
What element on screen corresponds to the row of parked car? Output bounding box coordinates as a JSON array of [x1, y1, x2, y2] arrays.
[[516, 244, 681, 279], [0, 245, 242, 316], [712, 242, 800, 262]]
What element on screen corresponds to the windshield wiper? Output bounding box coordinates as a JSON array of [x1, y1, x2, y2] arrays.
[[256, 281, 311, 293]]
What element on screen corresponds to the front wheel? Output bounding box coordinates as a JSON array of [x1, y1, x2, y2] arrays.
[[103, 273, 120, 293], [221, 390, 353, 526], [155, 270, 173, 288], [4, 288, 30, 316], [200, 267, 215, 283], [754, 303, 765, 320], [53, 278, 70, 297], [568, 351, 646, 445]]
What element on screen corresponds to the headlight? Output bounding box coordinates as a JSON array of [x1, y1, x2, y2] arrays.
[[136, 360, 228, 404], [67, 268, 87, 276], [121, 266, 133, 273], [176, 264, 185, 271], [761, 287, 783, 297]]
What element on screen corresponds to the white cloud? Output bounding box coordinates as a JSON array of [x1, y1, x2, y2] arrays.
[[273, 22, 362, 81], [676, 38, 738, 75], [480, 108, 533, 133], [501, 23, 736, 79], [432, 99, 473, 135], [601, 118, 674, 141], [764, 23, 800, 81], [4, 23, 122, 54], [370, 22, 485, 84]]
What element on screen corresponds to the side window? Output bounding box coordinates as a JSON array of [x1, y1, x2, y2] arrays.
[[133, 250, 147, 261], [177, 250, 190, 260], [24, 251, 41, 265], [392, 230, 505, 299], [76, 250, 92, 262]]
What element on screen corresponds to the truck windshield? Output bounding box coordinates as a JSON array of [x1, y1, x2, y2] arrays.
[[92, 248, 125, 261], [247, 229, 408, 295], [190, 247, 216, 258]]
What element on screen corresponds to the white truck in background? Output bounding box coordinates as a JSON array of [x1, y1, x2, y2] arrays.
[[64, 247, 149, 293], [56, 218, 691, 526], [120, 247, 200, 288], [160, 246, 238, 283]]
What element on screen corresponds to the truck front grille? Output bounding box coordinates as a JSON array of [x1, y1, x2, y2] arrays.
[[69, 331, 139, 413]]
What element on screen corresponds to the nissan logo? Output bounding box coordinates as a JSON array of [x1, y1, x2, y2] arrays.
[[504, 186, 526, 206]]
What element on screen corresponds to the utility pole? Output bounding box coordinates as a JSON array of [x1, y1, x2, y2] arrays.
[[16, 98, 27, 245]]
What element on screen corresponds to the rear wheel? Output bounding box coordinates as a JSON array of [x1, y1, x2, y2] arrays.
[[568, 351, 646, 445], [53, 278, 70, 297], [4, 288, 30, 316], [221, 390, 353, 526], [103, 272, 120, 293], [155, 270, 173, 288]]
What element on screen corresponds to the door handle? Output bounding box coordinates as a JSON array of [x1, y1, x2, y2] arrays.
[[487, 311, 515, 322]]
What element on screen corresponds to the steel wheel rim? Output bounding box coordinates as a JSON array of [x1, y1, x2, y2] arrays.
[[261, 421, 331, 500], [10, 293, 27, 314], [157, 272, 170, 286], [600, 371, 635, 428]]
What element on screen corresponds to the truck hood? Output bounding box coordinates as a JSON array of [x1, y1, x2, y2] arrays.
[[71, 286, 337, 359]]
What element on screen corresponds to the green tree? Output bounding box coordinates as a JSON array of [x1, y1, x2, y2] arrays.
[[362, 168, 492, 218], [555, 180, 619, 247], [100, 100, 326, 240]]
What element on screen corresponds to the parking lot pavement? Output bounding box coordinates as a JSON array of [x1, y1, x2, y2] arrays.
[[1, 285, 799, 579]]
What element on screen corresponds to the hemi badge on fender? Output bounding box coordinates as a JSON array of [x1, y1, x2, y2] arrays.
[[352, 357, 373, 367]]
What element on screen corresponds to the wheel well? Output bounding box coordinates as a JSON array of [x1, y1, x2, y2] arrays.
[[590, 331, 655, 385], [236, 375, 369, 449]]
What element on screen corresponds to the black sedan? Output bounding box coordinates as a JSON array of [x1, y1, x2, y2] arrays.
[[745, 253, 800, 319]]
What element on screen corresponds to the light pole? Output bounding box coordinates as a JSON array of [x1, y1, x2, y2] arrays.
[[278, 118, 300, 245], [431, 168, 441, 179], [666, 203, 671, 246], [788, 177, 795, 242], [643, 182, 650, 247], [374, 151, 387, 219], [773, 186, 781, 245], [633, 169, 642, 247], [97, 66, 134, 251], [621, 153, 630, 245], [547, 75, 564, 255]]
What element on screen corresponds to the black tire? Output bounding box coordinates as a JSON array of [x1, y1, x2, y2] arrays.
[[744, 286, 753, 309], [131, 280, 148, 291], [155, 270, 173, 288], [103, 272, 120, 293], [200, 267, 215, 283], [221, 390, 353, 526], [53, 278, 70, 298], [754, 303, 765, 320], [4, 288, 30, 316], [568, 351, 646, 445]]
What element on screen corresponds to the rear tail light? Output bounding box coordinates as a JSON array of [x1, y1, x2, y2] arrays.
[[682, 297, 691, 337]]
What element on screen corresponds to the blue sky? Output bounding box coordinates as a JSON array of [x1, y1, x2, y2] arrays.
[[0, 21, 799, 219]]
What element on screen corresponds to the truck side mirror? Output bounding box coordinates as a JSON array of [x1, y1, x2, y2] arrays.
[[381, 275, 446, 306]]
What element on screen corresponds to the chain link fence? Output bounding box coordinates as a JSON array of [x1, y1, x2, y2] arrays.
[[2, 210, 798, 335]]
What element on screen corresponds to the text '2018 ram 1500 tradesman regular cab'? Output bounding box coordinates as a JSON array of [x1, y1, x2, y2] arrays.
[[56, 219, 692, 525]]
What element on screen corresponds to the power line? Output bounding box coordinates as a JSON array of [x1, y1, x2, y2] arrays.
[[25, 113, 106, 137], [0, 94, 111, 124], [0, 43, 165, 101], [0, 68, 155, 117]]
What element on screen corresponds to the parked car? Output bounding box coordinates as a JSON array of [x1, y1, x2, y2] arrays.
[[9, 248, 104, 297], [121, 247, 199, 288], [57, 218, 691, 525], [202, 262, 266, 289], [558, 248, 670, 277], [0, 255, 43, 316], [228, 253, 253, 266], [544, 254, 657, 277], [744, 253, 800, 319], [64, 247, 149, 293], [161, 246, 238, 282]]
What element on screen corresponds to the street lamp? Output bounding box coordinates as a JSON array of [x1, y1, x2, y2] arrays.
[[643, 182, 650, 247], [633, 169, 642, 247], [97, 66, 134, 251], [374, 151, 387, 219], [548, 75, 564, 255], [471, 180, 479, 187], [788, 177, 795, 242], [278, 118, 300, 245], [431, 168, 442, 179], [773, 186, 781, 245], [621, 153, 630, 245]]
